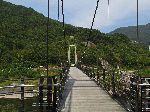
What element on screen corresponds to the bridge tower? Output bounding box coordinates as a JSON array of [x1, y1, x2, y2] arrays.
[[68, 44, 77, 66]]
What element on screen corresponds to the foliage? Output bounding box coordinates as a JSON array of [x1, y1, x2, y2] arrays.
[[137, 68, 150, 76], [0, 0, 150, 78], [0, 99, 19, 112]]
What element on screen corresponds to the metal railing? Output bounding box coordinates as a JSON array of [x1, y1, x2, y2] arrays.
[[78, 64, 150, 112], [139, 77, 150, 112]]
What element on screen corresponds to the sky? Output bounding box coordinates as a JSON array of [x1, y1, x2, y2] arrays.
[[4, 0, 150, 33]]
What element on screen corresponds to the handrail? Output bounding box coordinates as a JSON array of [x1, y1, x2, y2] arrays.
[[78, 64, 142, 112]]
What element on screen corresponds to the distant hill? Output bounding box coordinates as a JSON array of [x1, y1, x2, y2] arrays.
[[110, 23, 150, 44]]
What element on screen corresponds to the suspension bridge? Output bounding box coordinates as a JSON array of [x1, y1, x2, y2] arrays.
[[1, 0, 150, 112]]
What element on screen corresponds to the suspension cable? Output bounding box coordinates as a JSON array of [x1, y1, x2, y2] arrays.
[[82, 0, 100, 63], [137, 0, 139, 41], [82, 0, 100, 66], [89, 0, 100, 34], [46, 0, 50, 76], [61, 0, 65, 40], [86, 0, 100, 47], [107, 0, 110, 20], [61, 0, 68, 63], [57, 0, 62, 65], [58, 0, 60, 20]]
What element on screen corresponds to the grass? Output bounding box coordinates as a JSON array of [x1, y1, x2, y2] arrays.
[[0, 99, 19, 112], [137, 69, 150, 76]]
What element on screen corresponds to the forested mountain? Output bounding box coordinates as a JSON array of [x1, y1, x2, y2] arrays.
[[0, 0, 100, 65], [0, 0, 150, 78], [110, 23, 150, 44]]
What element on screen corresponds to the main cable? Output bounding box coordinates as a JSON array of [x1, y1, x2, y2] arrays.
[[86, 0, 100, 47], [82, 0, 100, 63], [88, 0, 100, 69], [107, 0, 110, 19], [61, 0, 67, 59], [57, 0, 62, 65], [46, 0, 50, 76], [90, 0, 100, 32], [58, 0, 60, 20], [61, 0, 65, 40], [137, 0, 139, 41]]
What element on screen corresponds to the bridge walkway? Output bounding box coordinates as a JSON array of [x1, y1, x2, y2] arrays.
[[61, 67, 126, 112]]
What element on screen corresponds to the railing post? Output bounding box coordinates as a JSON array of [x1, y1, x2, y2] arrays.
[[59, 71, 63, 99], [135, 76, 139, 112], [62, 70, 65, 91], [21, 77, 24, 112], [112, 70, 115, 97], [39, 77, 44, 111], [103, 69, 106, 89], [53, 76, 58, 112], [47, 77, 52, 111], [93, 67, 95, 80], [148, 79, 150, 109], [97, 70, 100, 85], [140, 85, 143, 112], [130, 76, 139, 112]]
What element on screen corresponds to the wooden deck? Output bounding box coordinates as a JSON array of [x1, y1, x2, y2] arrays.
[[61, 67, 126, 112]]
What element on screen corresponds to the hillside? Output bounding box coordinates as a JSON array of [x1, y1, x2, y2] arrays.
[[0, 0, 98, 65], [110, 23, 150, 44], [0, 0, 150, 78]]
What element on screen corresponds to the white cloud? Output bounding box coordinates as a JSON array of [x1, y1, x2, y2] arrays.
[[4, 0, 150, 32]]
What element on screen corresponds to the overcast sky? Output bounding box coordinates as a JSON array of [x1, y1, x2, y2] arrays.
[[4, 0, 150, 33]]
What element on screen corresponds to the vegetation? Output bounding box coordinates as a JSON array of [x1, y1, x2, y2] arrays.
[[78, 33, 150, 70], [0, 0, 150, 80]]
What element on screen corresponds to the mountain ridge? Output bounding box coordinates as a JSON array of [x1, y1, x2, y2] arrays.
[[110, 23, 150, 44]]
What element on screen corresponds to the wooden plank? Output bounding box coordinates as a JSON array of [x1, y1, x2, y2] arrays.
[[61, 67, 126, 112]]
